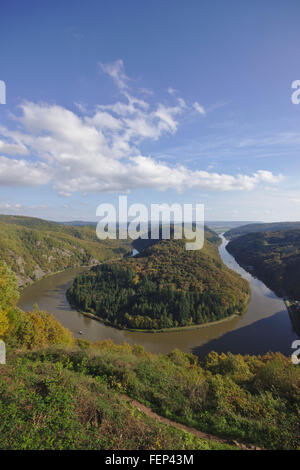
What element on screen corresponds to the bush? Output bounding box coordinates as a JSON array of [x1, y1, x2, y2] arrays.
[[25, 345, 300, 449], [5, 307, 74, 349]]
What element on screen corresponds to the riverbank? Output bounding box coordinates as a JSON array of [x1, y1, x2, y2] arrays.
[[66, 305, 241, 334], [284, 299, 300, 337], [18, 264, 91, 291], [18, 256, 125, 292]]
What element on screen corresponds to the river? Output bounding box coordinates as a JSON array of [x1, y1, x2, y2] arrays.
[[18, 235, 298, 357]]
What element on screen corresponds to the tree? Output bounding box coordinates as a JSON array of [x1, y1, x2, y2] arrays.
[[5, 306, 74, 349], [0, 261, 19, 338]]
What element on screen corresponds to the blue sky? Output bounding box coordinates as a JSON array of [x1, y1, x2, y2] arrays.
[[0, 0, 300, 221]]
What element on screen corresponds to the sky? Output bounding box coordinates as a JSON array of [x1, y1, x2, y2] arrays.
[[0, 0, 300, 222]]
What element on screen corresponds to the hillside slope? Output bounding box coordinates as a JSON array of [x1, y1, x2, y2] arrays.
[[67, 228, 250, 330], [2, 343, 299, 450], [0, 215, 131, 286], [226, 229, 300, 300], [2, 348, 235, 450]]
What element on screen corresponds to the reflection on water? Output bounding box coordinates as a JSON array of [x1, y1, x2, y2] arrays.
[[18, 235, 298, 356]]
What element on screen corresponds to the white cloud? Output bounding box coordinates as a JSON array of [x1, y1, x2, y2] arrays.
[[0, 60, 282, 195], [0, 139, 28, 155], [193, 101, 206, 115], [167, 87, 177, 96], [0, 203, 22, 209], [99, 59, 129, 90], [85, 111, 122, 130], [0, 156, 51, 186]]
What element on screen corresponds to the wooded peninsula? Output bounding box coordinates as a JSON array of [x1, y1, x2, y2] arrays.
[[67, 228, 250, 330]]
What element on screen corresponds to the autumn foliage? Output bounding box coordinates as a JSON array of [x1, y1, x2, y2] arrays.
[[0, 258, 73, 348], [0, 261, 19, 338], [5, 307, 74, 349]]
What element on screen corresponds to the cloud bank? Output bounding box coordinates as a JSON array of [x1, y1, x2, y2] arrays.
[[0, 60, 282, 195]]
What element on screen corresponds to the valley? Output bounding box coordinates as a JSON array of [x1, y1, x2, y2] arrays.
[[18, 232, 297, 357], [2, 217, 300, 450]]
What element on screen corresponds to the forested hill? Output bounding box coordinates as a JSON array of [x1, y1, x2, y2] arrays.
[[227, 229, 300, 299], [67, 228, 250, 330], [0, 215, 131, 286], [131, 224, 220, 252], [225, 221, 300, 240]]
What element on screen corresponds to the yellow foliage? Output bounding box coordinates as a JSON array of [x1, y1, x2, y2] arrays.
[[5, 307, 74, 349], [0, 307, 9, 338], [0, 260, 19, 338]]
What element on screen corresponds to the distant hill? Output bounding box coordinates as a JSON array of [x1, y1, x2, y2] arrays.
[[0, 215, 131, 286], [205, 221, 254, 234], [130, 224, 219, 252], [225, 222, 300, 240], [59, 220, 97, 226], [227, 229, 300, 299], [61, 220, 254, 233], [67, 227, 250, 330]]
